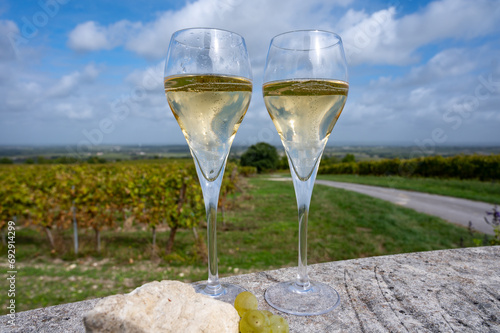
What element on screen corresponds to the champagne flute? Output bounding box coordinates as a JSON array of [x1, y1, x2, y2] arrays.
[[164, 28, 252, 302], [263, 30, 349, 315]]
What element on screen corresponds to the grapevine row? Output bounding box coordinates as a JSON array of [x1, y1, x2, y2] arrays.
[[0, 161, 241, 254], [319, 154, 500, 180]]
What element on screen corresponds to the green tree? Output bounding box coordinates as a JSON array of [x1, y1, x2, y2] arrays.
[[277, 155, 289, 170], [341, 153, 356, 163], [240, 142, 279, 173]]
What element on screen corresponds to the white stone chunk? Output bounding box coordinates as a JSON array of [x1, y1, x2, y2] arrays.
[[83, 280, 239, 333]]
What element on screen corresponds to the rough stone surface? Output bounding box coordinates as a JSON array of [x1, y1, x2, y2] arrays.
[[0, 298, 100, 333], [1, 246, 499, 332], [83, 280, 239, 333]]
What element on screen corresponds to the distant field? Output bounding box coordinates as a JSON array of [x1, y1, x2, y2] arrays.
[[0, 176, 482, 313], [2, 144, 500, 163], [317, 174, 500, 205]]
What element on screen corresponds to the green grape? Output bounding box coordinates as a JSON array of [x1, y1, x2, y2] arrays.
[[240, 318, 271, 333], [241, 310, 271, 332], [269, 315, 289, 333], [234, 291, 259, 317], [261, 310, 273, 318], [239, 318, 254, 332]]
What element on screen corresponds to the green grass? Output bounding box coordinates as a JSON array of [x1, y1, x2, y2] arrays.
[[317, 174, 500, 205], [0, 176, 483, 313]]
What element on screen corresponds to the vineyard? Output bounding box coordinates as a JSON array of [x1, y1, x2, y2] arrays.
[[2, 153, 495, 312], [319, 154, 500, 181], [0, 161, 247, 256], [2, 152, 499, 259]]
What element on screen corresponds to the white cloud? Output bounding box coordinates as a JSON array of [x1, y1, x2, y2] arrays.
[[54, 103, 94, 120], [0, 19, 20, 61], [67, 21, 109, 51], [398, 0, 499, 42], [405, 48, 478, 86], [67, 20, 140, 52], [120, 61, 170, 120], [47, 64, 101, 98], [0, 44, 105, 124], [342, 0, 500, 65], [64, 0, 500, 73], [124, 61, 164, 88], [2, 0, 499, 145], [338, 45, 500, 145], [66, 0, 351, 61]]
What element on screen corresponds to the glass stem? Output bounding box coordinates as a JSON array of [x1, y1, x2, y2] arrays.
[[194, 159, 225, 295], [206, 193, 219, 292], [289, 156, 322, 291], [297, 203, 309, 288]]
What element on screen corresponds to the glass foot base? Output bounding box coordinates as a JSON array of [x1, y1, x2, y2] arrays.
[[265, 281, 340, 316], [194, 283, 247, 304]]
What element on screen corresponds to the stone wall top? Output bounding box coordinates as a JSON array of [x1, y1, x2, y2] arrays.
[[1, 246, 499, 332]]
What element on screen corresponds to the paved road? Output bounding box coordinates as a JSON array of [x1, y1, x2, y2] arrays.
[[315, 180, 495, 235], [268, 177, 495, 235]]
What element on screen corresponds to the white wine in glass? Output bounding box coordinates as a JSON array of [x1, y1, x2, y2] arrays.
[[263, 30, 349, 316], [164, 28, 252, 303]]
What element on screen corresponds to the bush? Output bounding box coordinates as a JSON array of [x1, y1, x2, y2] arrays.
[[238, 166, 258, 177], [87, 156, 107, 164]]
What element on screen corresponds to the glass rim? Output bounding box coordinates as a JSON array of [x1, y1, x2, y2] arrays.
[[171, 27, 245, 49], [269, 29, 343, 51]]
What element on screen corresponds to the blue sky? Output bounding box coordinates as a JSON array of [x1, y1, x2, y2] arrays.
[[0, 0, 499, 149]]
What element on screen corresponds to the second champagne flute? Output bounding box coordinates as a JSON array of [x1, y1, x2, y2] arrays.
[[263, 30, 349, 315], [164, 28, 252, 302]]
